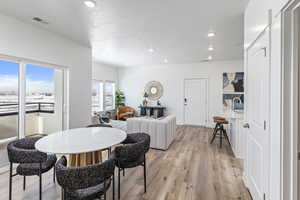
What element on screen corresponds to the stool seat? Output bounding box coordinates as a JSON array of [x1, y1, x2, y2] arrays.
[[213, 116, 225, 121], [214, 119, 228, 124]]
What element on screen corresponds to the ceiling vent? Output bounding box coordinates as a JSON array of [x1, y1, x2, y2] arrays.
[[32, 17, 49, 24]]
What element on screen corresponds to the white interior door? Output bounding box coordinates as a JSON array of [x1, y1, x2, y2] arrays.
[[184, 78, 208, 126], [245, 29, 270, 200]]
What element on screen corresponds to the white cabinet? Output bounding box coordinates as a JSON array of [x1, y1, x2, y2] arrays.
[[228, 120, 237, 154], [244, 0, 271, 47], [228, 118, 245, 159], [238, 120, 246, 159]]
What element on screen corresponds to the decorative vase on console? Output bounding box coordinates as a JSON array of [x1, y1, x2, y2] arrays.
[[157, 100, 161, 106], [142, 92, 148, 106]]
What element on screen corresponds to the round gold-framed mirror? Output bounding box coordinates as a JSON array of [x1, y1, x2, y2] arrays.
[[145, 81, 163, 100]]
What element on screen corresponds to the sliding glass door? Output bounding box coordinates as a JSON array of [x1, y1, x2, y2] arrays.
[[25, 64, 63, 137], [0, 59, 66, 140], [0, 60, 19, 140], [0, 58, 67, 167]]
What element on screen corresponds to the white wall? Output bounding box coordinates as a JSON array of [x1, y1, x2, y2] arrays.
[[0, 13, 92, 128], [118, 60, 243, 126], [93, 62, 118, 83]]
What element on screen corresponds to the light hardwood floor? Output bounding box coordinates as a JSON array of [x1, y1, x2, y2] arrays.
[[0, 126, 251, 200]]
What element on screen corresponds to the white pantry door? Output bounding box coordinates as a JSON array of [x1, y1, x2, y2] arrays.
[[245, 29, 270, 200], [184, 78, 208, 126]]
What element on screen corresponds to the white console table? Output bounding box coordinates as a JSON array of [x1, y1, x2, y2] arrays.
[[127, 115, 176, 150]]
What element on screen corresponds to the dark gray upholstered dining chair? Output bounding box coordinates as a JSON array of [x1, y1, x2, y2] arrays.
[[112, 133, 150, 200], [7, 137, 57, 200], [55, 156, 115, 200]]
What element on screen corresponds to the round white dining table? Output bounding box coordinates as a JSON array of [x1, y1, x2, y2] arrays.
[[35, 127, 127, 166]]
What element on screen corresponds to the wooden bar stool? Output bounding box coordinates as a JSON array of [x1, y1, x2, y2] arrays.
[[211, 116, 225, 139], [210, 117, 230, 148]]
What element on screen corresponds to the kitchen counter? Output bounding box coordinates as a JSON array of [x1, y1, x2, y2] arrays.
[[220, 111, 244, 120], [218, 111, 245, 159]]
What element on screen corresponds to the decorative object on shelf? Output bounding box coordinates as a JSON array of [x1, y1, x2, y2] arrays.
[[142, 92, 148, 106], [144, 81, 164, 100], [157, 100, 161, 106], [115, 90, 125, 107], [223, 72, 244, 92]]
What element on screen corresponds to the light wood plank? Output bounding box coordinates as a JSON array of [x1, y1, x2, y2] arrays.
[[0, 126, 251, 200]]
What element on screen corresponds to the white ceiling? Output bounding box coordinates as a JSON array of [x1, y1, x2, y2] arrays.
[[0, 0, 248, 67]]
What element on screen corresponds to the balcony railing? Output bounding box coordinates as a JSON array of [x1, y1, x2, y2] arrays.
[[0, 102, 54, 116]]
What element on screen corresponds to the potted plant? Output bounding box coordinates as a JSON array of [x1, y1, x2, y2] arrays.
[[115, 90, 125, 108]]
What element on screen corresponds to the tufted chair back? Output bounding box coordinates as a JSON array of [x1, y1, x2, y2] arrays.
[[114, 133, 150, 168], [55, 156, 115, 190], [7, 137, 47, 164]]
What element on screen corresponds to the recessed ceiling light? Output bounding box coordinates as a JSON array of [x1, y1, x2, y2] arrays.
[[148, 48, 154, 53], [164, 59, 168, 63], [208, 55, 212, 60], [84, 0, 96, 8], [207, 32, 216, 37], [208, 46, 214, 51]]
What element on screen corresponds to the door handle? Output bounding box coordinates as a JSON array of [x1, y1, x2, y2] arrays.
[[243, 123, 250, 129], [184, 98, 187, 106]]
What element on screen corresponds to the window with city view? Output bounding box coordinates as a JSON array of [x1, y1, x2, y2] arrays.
[[92, 80, 104, 113], [0, 60, 59, 140], [91, 81, 115, 114], [0, 60, 19, 140], [25, 64, 55, 136], [104, 82, 115, 111], [25, 64, 55, 113]]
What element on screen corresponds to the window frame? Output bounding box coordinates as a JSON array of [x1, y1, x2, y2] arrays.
[[91, 80, 116, 113], [0, 54, 69, 141], [104, 80, 116, 111]]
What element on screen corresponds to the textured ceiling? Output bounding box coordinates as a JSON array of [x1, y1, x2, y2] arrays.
[[0, 0, 248, 67]]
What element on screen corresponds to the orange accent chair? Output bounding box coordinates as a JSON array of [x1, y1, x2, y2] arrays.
[[117, 106, 135, 120]]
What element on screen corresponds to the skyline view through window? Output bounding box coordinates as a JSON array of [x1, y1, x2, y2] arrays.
[[0, 60, 56, 140], [26, 64, 55, 103], [0, 60, 19, 140]]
